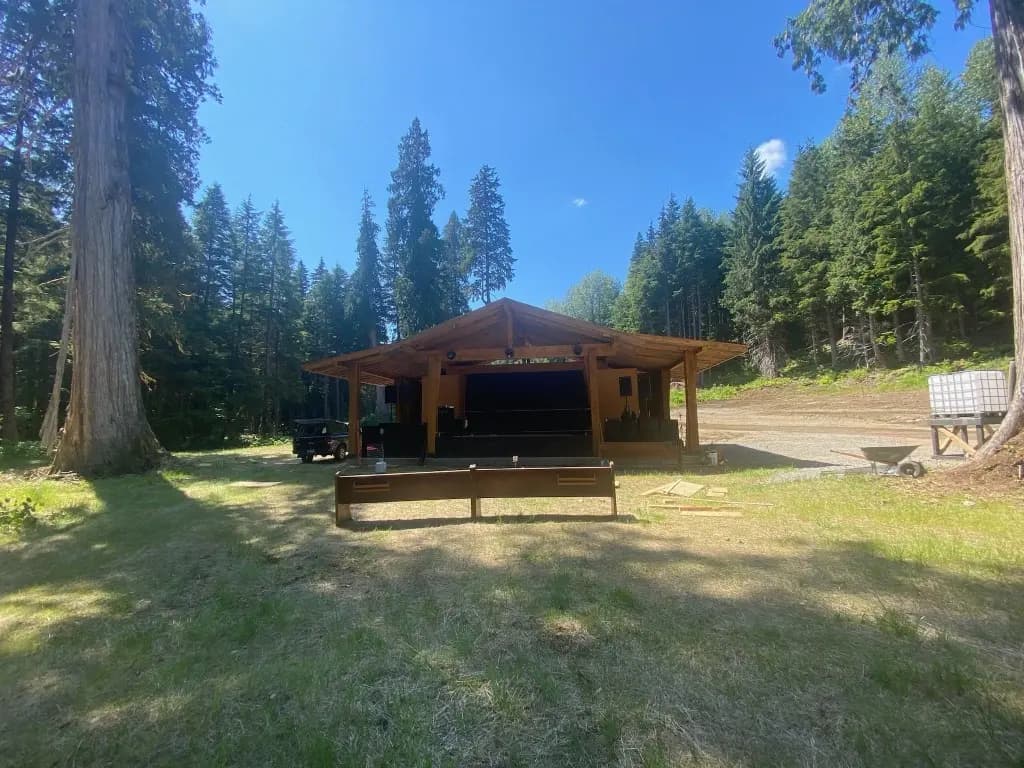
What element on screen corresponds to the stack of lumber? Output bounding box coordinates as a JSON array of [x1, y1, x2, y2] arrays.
[[641, 479, 706, 498], [641, 478, 774, 517]]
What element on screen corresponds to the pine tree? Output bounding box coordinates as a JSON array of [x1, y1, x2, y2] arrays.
[[0, 0, 72, 443], [828, 75, 894, 367], [258, 201, 297, 433], [303, 257, 336, 357], [613, 233, 649, 332], [723, 149, 785, 377], [191, 183, 235, 312], [348, 190, 387, 347], [961, 39, 1011, 327], [651, 195, 681, 335], [774, 0, 1024, 459], [672, 198, 728, 340], [439, 211, 469, 317], [465, 165, 514, 304], [779, 142, 840, 366], [231, 195, 262, 358], [385, 118, 445, 337]]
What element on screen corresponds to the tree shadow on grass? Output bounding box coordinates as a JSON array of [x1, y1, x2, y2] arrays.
[[0, 457, 1022, 766]]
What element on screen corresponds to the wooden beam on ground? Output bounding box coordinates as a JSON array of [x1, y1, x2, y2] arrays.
[[348, 362, 361, 461], [586, 350, 602, 457], [684, 350, 699, 453], [424, 354, 442, 456]]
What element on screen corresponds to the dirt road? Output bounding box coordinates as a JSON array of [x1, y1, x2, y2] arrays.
[[673, 386, 941, 471]]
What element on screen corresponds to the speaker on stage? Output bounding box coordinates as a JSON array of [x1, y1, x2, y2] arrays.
[[637, 374, 652, 400], [618, 376, 633, 397], [384, 385, 397, 404]]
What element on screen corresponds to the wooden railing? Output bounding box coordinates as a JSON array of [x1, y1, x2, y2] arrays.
[[334, 464, 617, 525]]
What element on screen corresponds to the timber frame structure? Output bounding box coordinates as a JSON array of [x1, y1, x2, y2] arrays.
[[303, 299, 745, 465]]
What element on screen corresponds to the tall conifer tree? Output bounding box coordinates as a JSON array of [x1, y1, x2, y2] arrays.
[[385, 118, 445, 337], [465, 165, 513, 304], [439, 211, 470, 317], [349, 190, 386, 347], [723, 149, 785, 377]]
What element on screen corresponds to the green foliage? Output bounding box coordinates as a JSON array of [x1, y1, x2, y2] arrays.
[[613, 197, 727, 339], [547, 270, 621, 326], [0, 495, 37, 534], [608, 42, 1008, 381], [465, 164, 514, 304], [439, 211, 470, 318], [385, 118, 447, 338], [773, 0, 975, 94], [348, 190, 387, 348], [723, 149, 786, 377]]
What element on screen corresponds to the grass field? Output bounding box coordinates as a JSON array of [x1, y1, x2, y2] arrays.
[[671, 351, 1014, 406], [2, 447, 1023, 766]]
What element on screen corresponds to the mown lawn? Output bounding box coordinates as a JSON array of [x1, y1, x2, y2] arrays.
[[1, 447, 1023, 766]]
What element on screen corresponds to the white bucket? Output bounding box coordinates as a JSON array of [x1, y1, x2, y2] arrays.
[[374, 459, 387, 474], [705, 449, 719, 467]]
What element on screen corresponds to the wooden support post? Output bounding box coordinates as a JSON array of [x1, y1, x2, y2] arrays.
[[424, 354, 441, 457], [335, 502, 351, 526], [683, 351, 699, 453], [586, 350, 602, 457], [348, 363, 361, 461], [660, 367, 671, 421]]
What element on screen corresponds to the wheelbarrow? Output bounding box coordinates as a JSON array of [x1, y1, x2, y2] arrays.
[[830, 446, 925, 478]]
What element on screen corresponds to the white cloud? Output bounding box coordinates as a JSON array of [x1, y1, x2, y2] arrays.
[[571, 197, 588, 208], [755, 138, 787, 176]]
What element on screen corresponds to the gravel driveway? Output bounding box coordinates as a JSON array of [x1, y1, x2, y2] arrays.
[[674, 386, 950, 475]]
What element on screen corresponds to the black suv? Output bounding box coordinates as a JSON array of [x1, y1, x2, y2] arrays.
[[292, 419, 349, 463]]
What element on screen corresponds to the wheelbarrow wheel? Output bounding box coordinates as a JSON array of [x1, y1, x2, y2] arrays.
[[898, 461, 925, 478]]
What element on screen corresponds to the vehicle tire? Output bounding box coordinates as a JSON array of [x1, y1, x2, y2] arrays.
[[899, 461, 925, 478], [301, 453, 314, 464], [334, 443, 347, 462]]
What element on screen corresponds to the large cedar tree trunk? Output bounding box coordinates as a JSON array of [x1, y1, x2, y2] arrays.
[[0, 119, 23, 443], [52, 0, 161, 474], [978, 0, 1024, 459]]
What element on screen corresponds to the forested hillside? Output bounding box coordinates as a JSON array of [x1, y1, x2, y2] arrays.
[[0, 1, 514, 449], [1, 1, 1014, 452], [552, 43, 1011, 378]]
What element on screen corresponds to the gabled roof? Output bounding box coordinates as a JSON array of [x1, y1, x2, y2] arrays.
[[303, 298, 746, 384]]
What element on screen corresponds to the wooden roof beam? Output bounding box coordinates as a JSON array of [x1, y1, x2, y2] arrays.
[[443, 342, 614, 361]]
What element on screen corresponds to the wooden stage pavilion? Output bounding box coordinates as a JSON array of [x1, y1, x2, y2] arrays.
[[303, 299, 745, 466]]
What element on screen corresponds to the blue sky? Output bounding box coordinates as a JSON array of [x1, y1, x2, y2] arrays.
[[197, 1, 990, 307]]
